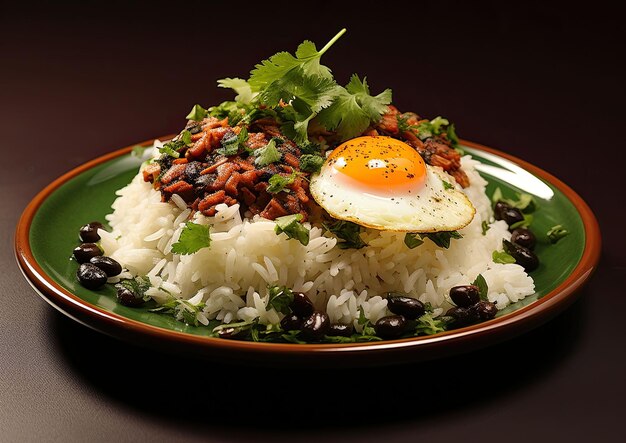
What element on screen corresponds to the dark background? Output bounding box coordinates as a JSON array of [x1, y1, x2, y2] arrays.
[[2, 1, 625, 441]]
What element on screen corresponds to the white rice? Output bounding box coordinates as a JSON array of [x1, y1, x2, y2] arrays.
[[99, 148, 535, 329]]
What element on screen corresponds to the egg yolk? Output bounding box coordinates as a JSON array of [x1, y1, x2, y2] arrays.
[[325, 136, 427, 196]]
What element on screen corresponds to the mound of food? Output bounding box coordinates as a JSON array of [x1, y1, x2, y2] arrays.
[[73, 29, 542, 342]]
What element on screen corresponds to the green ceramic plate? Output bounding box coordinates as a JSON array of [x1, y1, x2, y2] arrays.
[[15, 138, 601, 366]]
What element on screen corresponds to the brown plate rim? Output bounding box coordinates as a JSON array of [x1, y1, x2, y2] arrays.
[[14, 137, 602, 366]]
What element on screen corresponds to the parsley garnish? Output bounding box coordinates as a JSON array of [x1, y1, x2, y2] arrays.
[[472, 274, 489, 301], [414, 313, 449, 335], [171, 222, 211, 255], [481, 220, 491, 235], [214, 29, 392, 143], [116, 276, 152, 302], [266, 285, 295, 315], [404, 233, 425, 249], [186, 104, 208, 122], [299, 154, 324, 173], [492, 250, 516, 264], [547, 224, 569, 243], [254, 138, 282, 167], [217, 128, 248, 156], [274, 214, 310, 246], [422, 231, 463, 249], [325, 220, 367, 249], [266, 170, 299, 194], [316, 74, 392, 141]]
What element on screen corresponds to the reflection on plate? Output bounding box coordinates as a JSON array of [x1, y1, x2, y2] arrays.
[[15, 138, 601, 367]]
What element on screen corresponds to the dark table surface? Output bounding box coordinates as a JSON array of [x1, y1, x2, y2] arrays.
[[2, 1, 625, 442]]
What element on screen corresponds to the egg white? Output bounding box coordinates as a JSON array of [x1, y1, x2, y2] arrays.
[[310, 163, 476, 233]]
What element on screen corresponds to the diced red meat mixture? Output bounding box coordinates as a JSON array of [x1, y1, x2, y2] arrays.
[[142, 106, 468, 221]]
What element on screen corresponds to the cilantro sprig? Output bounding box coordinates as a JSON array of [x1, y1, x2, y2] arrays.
[[213, 29, 392, 143], [171, 222, 211, 255]]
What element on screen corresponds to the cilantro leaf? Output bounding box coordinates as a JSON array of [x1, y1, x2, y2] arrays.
[[186, 104, 208, 121], [442, 179, 454, 190], [492, 250, 516, 264], [414, 313, 449, 335], [266, 171, 298, 194], [248, 29, 345, 92], [299, 154, 324, 173], [217, 77, 255, 104], [158, 141, 182, 159], [316, 75, 392, 141], [254, 138, 282, 167], [266, 285, 294, 314], [547, 224, 570, 243], [171, 222, 211, 255], [472, 274, 489, 301], [481, 220, 491, 235], [260, 67, 337, 112], [274, 214, 310, 246], [509, 213, 534, 230], [404, 233, 425, 249], [325, 220, 367, 249], [116, 275, 152, 302], [421, 231, 463, 249]]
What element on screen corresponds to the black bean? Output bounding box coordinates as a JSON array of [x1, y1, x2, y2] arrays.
[[328, 323, 353, 337], [79, 221, 104, 243], [445, 306, 479, 327], [471, 301, 498, 321], [511, 228, 536, 250], [73, 243, 103, 263], [280, 313, 302, 331], [115, 284, 145, 307], [89, 256, 122, 277], [449, 285, 480, 307], [216, 327, 244, 339], [374, 315, 407, 339], [291, 292, 314, 317], [493, 201, 511, 221], [503, 239, 539, 271], [301, 311, 330, 341], [386, 293, 426, 319], [76, 263, 107, 290]]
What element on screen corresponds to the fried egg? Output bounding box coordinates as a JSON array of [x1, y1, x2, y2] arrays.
[[309, 136, 475, 232]]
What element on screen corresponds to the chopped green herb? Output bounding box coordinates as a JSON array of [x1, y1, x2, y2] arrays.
[[492, 187, 536, 213], [446, 123, 460, 149], [274, 213, 310, 246], [481, 220, 491, 235], [299, 154, 325, 173], [414, 313, 449, 335], [547, 224, 570, 243], [266, 285, 294, 315], [180, 130, 192, 146], [158, 141, 182, 159], [116, 275, 152, 302], [267, 170, 299, 194], [492, 250, 516, 264], [186, 104, 208, 121], [325, 220, 367, 249], [357, 306, 378, 337], [421, 231, 463, 249], [171, 222, 211, 255], [254, 138, 282, 167], [509, 213, 534, 230], [151, 297, 206, 326], [404, 233, 424, 249], [217, 77, 255, 104], [316, 74, 392, 141], [472, 274, 489, 301], [442, 180, 454, 190]]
